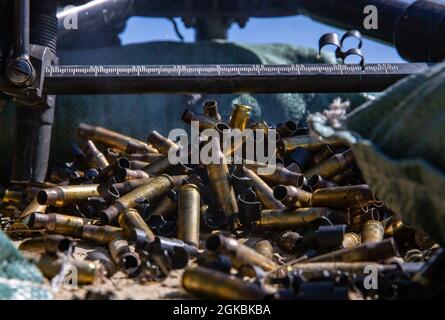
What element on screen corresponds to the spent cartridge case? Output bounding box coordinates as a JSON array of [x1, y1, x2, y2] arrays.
[[100, 175, 174, 225], [147, 130, 179, 155], [85, 249, 116, 277], [250, 120, 269, 133], [19, 235, 74, 254], [83, 140, 110, 170], [78, 122, 157, 154], [206, 140, 238, 218], [288, 147, 313, 172], [141, 155, 174, 176], [281, 135, 345, 154], [311, 185, 376, 209], [245, 162, 305, 188], [273, 185, 312, 208], [257, 208, 335, 230], [342, 232, 361, 249], [116, 168, 150, 181], [150, 191, 178, 219], [182, 109, 219, 130], [177, 184, 201, 247], [29, 213, 86, 238], [229, 104, 252, 130], [118, 208, 155, 243], [202, 100, 222, 121], [361, 220, 385, 244], [244, 167, 285, 210], [206, 234, 277, 271], [303, 149, 355, 178], [37, 254, 101, 284], [37, 185, 100, 207], [95, 157, 131, 183], [107, 149, 164, 163], [306, 175, 337, 191], [112, 178, 153, 196], [109, 235, 141, 277], [82, 225, 122, 245], [312, 145, 336, 164], [306, 238, 399, 263], [182, 267, 267, 300]]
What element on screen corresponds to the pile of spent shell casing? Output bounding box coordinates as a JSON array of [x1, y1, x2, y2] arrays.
[[1, 99, 443, 300]]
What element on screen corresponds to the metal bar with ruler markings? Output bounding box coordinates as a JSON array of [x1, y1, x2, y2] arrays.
[[43, 63, 431, 95]]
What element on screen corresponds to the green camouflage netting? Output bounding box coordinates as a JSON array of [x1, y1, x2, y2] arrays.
[[0, 41, 371, 181], [309, 62, 445, 245], [0, 230, 52, 299]]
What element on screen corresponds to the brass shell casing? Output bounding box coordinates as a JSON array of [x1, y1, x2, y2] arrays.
[[228, 104, 252, 131], [245, 162, 305, 188], [244, 167, 285, 210], [118, 208, 155, 243], [147, 130, 179, 155], [19, 235, 74, 254], [100, 175, 174, 225], [257, 208, 334, 230], [19, 197, 47, 220], [202, 100, 222, 121], [141, 156, 174, 176], [304, 149, 355, 178], [78, 122, 157, 154], [177, 184, 201, 247], [109, 235, 140, 275], [182, 267, 266, 300], [37, 185, 100, 207], [342, 232, 361, 249], [82, 225, 123, 245], [273, 185, 312, 208], [361, 220, 384, 244], [29, 213, 86, 238], [206, 140, 238, 217], [181, 109, 220, 130], [84, 140, 110, 170], [307, 238, 399, 263], [311, 185, 375, 209], [206, 234, 277, 271]]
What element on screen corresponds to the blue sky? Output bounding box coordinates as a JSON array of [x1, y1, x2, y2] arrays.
[[120, 15, 404, 63]]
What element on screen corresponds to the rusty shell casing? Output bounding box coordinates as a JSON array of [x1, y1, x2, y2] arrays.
[[228, 104, 252, 131], [245, 162, 305, 188], [19, 235, 74, 254], [281, 135, 345, 154], [361, 220, 384, 244], [29, 213, 86, 237], [342, 232, 361, 249], [182, 109, 219, 130], [310, 185, 375, 209], [275, 120, 298, 138], [141, 155, 174, 176], [117, 168, 150, 181], [177, 184, 201, 247], [254, 240, 274, 259], [273, 185, 312, 208], [118, 208, 156, 243], [206, 141, 238, 217], [206, 234, 277, 271], [303, 149, 355, 178], [78, 122, 158, 154], [19, 197, 47, 220], [147, 130, 179, 155], [257, 208, 334, 230], [109, 235, 140, 276], [82, 225, 122, 245], [244, 167, 285, 210], [37, 254, 100, 284], [112, 178, 153, 196], [100, 175, 174, 225], [37, 185, 99, 207], [182, 267, 266, 300], [202, 100, 222, 121], [306, 238, 399, 263], [83, 140, 110, 170]]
